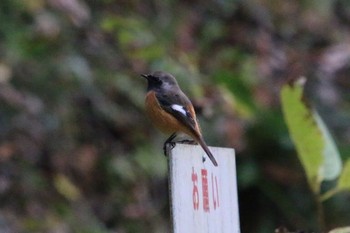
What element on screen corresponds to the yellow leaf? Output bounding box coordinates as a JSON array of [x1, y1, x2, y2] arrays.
[[54, 174, 81, 201]]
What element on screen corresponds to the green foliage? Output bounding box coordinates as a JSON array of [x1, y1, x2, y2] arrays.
[[281, 78, 347, 198], [329, 226, 350, 233], [1, 0, 350, 232], [101, 15, 165, 60], [314, 111, 342, 181], [212, 50, 257, 118], [281, 78, 350, 230], [281, 79, 324, 192], [321, 159, 350, 202], [54, 174, 81, 201], [337, 160, 350, 192]]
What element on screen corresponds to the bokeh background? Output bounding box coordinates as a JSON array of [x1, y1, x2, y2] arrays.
[[1, 0, 350, 232]]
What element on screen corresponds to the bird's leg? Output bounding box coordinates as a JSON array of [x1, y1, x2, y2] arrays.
[[163, 133, 177, 156]]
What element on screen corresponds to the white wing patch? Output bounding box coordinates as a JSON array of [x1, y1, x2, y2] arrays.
[[171, 104, 187, 116]]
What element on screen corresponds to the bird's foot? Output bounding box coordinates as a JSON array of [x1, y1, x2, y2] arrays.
[[163, 142, 176, 156], [178, 139, 197, 145]]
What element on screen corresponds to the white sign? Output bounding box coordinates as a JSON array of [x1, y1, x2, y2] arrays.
[[169, 144, 240, 233]]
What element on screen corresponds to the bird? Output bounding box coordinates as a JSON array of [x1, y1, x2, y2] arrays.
[[141, 71, 218, 167]]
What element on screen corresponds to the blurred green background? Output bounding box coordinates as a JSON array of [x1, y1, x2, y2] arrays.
[[0, 0, 350, 232]]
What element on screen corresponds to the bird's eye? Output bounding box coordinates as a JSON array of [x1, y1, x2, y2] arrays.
[[155, 77, 162, 84]]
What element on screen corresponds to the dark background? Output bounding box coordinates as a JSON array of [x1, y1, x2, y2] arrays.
[[0, 0, 350, 232]]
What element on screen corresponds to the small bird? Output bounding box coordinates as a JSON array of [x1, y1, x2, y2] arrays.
[[142, 71, 218, 166]]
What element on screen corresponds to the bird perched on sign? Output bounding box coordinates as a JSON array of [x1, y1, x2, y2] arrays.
[[141, 71, 218, 167]]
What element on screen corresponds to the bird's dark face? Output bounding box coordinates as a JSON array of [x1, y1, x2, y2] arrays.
[[141, 71, 179, 91]]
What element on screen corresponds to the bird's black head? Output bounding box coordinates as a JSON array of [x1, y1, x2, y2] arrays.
[[141, 71, 179, 91]]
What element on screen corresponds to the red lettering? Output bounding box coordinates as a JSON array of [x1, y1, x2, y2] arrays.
[[211, 173, 220, 210], [191, 167, 199, 210], [201, 169, 210, 212], [211, 173, 217, 209]]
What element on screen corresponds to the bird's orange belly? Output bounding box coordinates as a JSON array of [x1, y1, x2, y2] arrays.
[[145, 91, 192, 136]]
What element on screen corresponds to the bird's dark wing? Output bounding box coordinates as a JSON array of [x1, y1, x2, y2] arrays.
[[155, 91, 198, 135]]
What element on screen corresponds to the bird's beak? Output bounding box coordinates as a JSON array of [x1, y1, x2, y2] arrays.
[[141, 74, 149, 80]]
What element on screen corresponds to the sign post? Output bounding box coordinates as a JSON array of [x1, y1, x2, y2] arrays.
[[168, 144, 240, 233]]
